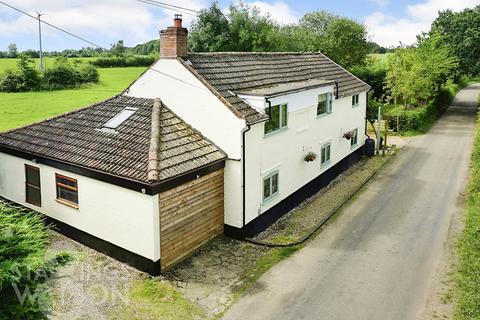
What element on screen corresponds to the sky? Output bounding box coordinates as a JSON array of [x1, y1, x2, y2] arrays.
[[0, 0, 478, 52]]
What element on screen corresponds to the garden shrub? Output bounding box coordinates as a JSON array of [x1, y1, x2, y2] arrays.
[[0, 56, 100, 92], [42, 57, 99, 90], [0, 200, 70, 319], [0, 55, 41, 92]]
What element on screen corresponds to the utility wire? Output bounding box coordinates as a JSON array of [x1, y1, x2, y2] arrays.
[[0, 0, 207, 92], [134, 0, 199, 15], [135, 0, 195, 16], [0, 1, 110, 51]]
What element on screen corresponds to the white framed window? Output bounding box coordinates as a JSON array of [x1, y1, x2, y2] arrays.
[[352, 94, 360, 107], [265, 104, 288, 135], [317, 93, 333, 116], [263, 171, 279, 202], [321, 143, 331, 167], [351, 128, 358, 148]]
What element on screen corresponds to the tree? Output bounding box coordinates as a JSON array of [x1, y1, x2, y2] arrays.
[[384, 35, 458, 109], [227, 2, 281, 52], [111, 40, 126, 56], [279, 11, 370, 68], [430, 6, 480, 75], [319, 18, 371, 69], [188, 1, 231, 52], [7, 43, 18, 58]]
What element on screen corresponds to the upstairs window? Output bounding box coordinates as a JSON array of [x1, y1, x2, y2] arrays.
[[263, 171, 279, 202], [25, 165, 41, 206], [352, 94, 360, 107], [351, 128, 358, 148], [56, 174, 79, 207], [321, 143, 331, 166], [317, 93, 333, 116], [265, 104, 288, 135]]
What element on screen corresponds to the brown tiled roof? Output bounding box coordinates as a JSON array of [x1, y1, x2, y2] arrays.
[[0, 96, 225, 184], [186, 52, 371, 124]]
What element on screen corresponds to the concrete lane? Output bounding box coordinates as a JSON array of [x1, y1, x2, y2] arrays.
[[223, 84, 480, 320]]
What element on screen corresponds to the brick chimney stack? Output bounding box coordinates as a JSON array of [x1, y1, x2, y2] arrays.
[[160, 14, 188, 59]]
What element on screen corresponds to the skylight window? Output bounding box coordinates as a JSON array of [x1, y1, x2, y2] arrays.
[[103, 107, 138, 129]]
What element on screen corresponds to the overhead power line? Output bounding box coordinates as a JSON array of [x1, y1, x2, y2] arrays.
[[0, 1, 110, 51], [0, 0, 207, 92], [133, 0, 199, 15]]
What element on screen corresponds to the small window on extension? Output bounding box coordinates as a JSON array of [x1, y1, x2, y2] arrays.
[[56, 174, 79, 207], [25, 164, 41, 206], [103, 107, 138, 130]]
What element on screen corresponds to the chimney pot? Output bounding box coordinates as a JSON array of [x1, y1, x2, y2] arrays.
[[174, 14, 183, 28]]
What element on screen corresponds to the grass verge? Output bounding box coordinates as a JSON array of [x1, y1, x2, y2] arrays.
[[109, 279, 206, 320], [233, 246, 301, 297], [455, 94, 480, 319]]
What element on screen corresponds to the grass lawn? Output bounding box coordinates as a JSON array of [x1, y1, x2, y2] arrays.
[[0, 67, 146, 132], [455, 94, 480, 319]]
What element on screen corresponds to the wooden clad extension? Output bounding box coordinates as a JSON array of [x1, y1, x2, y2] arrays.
[[159, 169, 224, 270]]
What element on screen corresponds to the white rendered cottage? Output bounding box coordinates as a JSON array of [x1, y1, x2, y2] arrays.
[[126, 16, 371, 238], [0, 15, 370, 274]]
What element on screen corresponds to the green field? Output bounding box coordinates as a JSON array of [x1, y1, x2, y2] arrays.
[[0, 59, 146, 132]]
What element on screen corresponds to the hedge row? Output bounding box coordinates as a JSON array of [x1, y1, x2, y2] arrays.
[[455, 94, 480, 319], [89, 55, 156, 68], [386, 83, 460, 134], [0, 56, 99, 92]]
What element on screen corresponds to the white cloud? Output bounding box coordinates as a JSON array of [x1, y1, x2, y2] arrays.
[[369, 0, 390, 7], [0, 0, 206, 48], [248, 1, 299, 24], [365, 0, 480, 47]]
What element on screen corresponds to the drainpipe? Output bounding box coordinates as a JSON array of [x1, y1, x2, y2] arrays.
[[241, 124, 251, 229]]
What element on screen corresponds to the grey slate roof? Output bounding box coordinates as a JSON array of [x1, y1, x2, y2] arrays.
[[0, 96, 225, 184], [186, 52, 371, 124]]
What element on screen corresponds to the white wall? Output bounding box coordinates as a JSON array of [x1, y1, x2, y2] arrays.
[[0, 153, 160, 261], [125, 59, 245, 160], [243, 89, 367, 225]]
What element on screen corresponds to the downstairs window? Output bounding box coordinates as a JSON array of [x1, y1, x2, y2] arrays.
[[56, 174, 79, 207], [263, 171, 279, 202]]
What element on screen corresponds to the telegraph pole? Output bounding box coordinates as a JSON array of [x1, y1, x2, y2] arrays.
[[36, 11, 44, 71]]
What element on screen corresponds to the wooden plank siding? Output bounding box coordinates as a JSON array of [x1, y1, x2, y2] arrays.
[[159, 169, 224, 270]]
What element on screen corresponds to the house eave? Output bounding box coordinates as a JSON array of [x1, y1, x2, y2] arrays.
[[0, 144, 225, 196]]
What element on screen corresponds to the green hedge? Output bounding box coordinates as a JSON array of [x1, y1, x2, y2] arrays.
[[455, 95, 480, 319], [0, 56, 99, 92], [0, 200, 70, 319], [90, 55, 156, 68], [386, 82, 460, 134]]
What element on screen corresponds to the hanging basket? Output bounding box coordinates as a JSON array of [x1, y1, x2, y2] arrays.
[[343, 131, 354, 140], [304, 151, 317, 162]]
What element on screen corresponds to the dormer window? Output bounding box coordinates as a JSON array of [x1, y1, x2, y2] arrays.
[[264, 104, 288, 135], [317, 93, 332, 116]]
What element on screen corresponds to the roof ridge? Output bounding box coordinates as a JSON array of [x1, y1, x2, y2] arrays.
[[188, 52, 325, 56], [146, 98, 162, 183]]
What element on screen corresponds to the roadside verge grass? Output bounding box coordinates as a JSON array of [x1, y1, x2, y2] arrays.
[[455, 95, 480, 319], [109, 279, 206, 320]]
